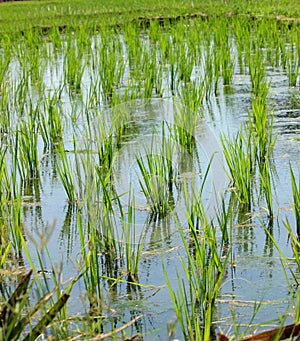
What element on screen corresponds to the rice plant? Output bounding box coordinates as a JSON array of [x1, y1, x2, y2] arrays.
[[119, 192, 144, 282], [136, 130, 178, 218], [249, 51, 267, 97], [98, 32, 125, 99], [287, 49, 299, 87], [258, 157, 274, 219], [55, 143, 78, 204], [39, 89, 64, 150], [250, 93, 276, 164], [221, 126, 254, 208], [290, 166, 300, 236], [64, 36, 85, 91], [16, 112, 40, 180], [165, 195, 229, 340], [173, 81, 203, 154]]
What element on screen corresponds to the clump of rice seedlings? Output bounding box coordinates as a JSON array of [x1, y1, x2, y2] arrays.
[[232, 17, 251, 73], [0, 53, 9, 88], [154, 59, 164, 97], [136, 152, 173, 218], [258, 157, 274, 219], [136, 129, 178, 219], [212, 18, 234, 87], [0, 145, 8, 201], [64, 36, 85, 91], [0, 179, 23, 260], [91, 111, 115, 176], [110, 102, 131, 146], [179, 80, 204, 117], [178, 47, 194, 85], [250, 95, 276, 163], [56, 143, 78, 204], [140, 49, 156, 98], [221, 42, 235, 86], [77, 208, 104, 323], [173, 81, 203, 153], [16, 112, 40, 180], [0, 86, 11, 135], [99, 32, 125, 100], [221, 126, 254, 208], [165, 193, 229, 340], [119, 193, 144, 282], [77, 197, 124, 331], [122, 22, 143, 74], [249, 51, 267, 97], [203, 43, 215, 97], [290, 166, 300, 236], [39, 90, 64, 150], [14, 29, 44, 86], [286, 46, 299, 87]]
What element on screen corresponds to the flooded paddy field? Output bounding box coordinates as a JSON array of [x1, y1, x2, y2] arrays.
[[0, 16, 300, 340]]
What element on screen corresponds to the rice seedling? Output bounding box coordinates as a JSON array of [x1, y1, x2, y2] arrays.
[[221, 125, 254, 208], [290, 166, 300, 236], [258, 157, 274, 219], [249, 51, 267, 97], [136, 127, 178, 218], [64, 36, 85, 91], [55, 143, 78, 204], [173, 81, 203, 154], [165, 194, 229, 340], [167, 44, 178, 93], [250, 91, 276, 165], [286, 46, 299, 87], [221, 42, 235, 86], [203, 44, 215, 97], [141, 49, 156, 98], [119, 192, 144, 282], [77, 207, 105, 325], [39, 89, 64, 150], [177, 47, 194, 85], [16, 111, 40, 180], [232, 17, 251, 73], [0, 54, 9, 88], [91, 111, 116, 179], [98, 32, 125, 100]]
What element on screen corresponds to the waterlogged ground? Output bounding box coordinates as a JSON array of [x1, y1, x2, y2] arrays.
[[1, 17, 300, 340]]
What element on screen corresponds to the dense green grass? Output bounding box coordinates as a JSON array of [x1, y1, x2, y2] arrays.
[[1, 0, 300, 33]]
